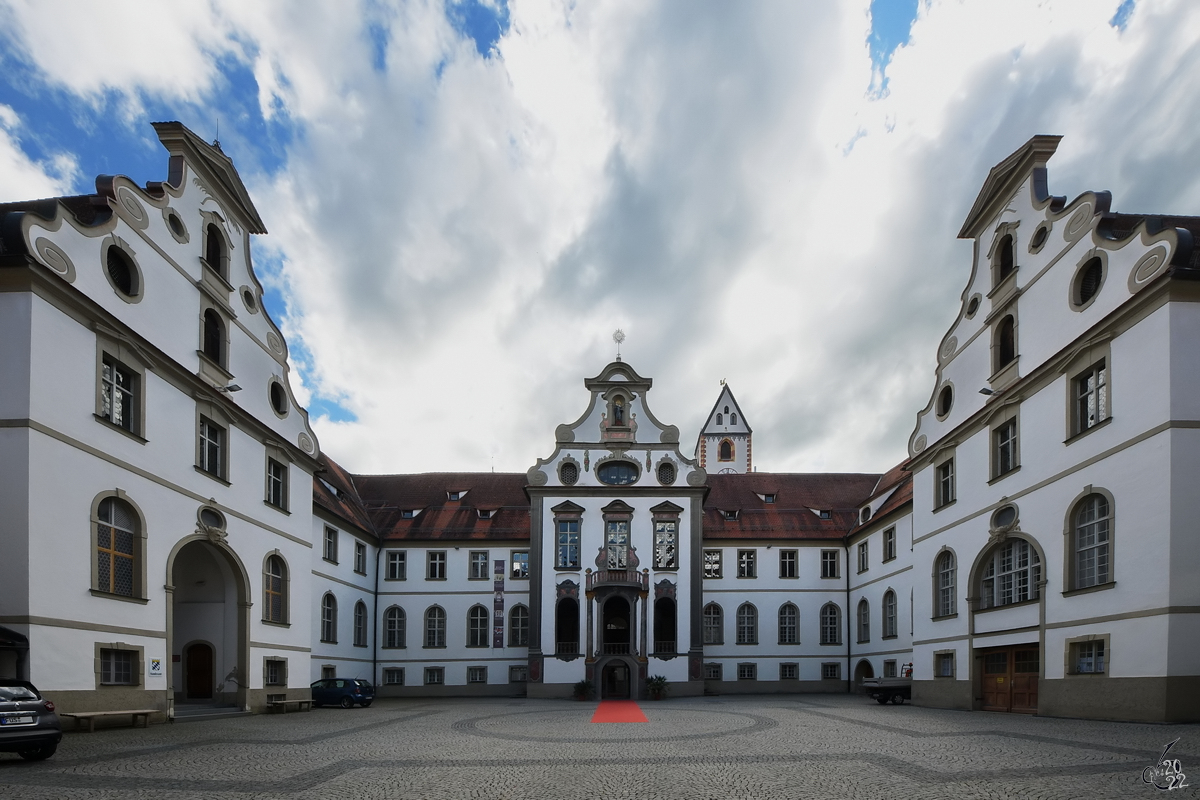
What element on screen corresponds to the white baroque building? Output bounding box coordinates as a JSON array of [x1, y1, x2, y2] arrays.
[[0, 125, 1195, 722]]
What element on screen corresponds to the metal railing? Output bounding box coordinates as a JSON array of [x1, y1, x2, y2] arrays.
[[556, 641, 579, 655], [601, 642, 631, 655], [652, 641, 675, 656], [586, 570, 649, 591]]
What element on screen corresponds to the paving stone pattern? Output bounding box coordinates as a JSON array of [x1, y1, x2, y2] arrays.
[[0, 695, 1196, 799]]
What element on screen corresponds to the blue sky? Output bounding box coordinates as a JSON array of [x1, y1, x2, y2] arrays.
[[1, 0, 1190, 476]]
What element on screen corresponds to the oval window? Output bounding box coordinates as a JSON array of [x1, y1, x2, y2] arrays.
[[597, 461, 638, 486], [937, 385, 953, 417], [560, 462, 579, 486], [657, 462, 676, 485], [992, 504, 1017, 530], [269, 381, 288, 416]]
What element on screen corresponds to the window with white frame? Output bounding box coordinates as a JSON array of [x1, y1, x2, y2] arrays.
[[994, 418, 1018, 478], [509, 605, 530, 647], [936, 652, 955, 677], [654, 520, 677, 570], [557, 519, 580, 569], [857, 599, 870, 643], [737, 663, 757, 680], [736, 603, 757, 645], [509, 666, 528, 683], [384, 606, 405, 648], [936, 457, 955, 508], [857, 541, 868, 573], [510, 551, 529, 579], [703, 663, 722, 680], [424, 606, 446, 648], [883, 660, 897, 678], [979, 538, 1040, 609], [702, 603, 723, 644], [1073, 359, 1108, 435], [386, 551, 406, 581], [704, 549, 722, 578], [821, 550, 838, 579], [266, 457, 288, 510], [936, 551, 956, 617], [100, 649, 135, 685], [100, 357, 137, 433], [821, 663, 840, 680], [780, 663, 798, 680], [320, 594, 337, 643], [883, 528, 896, 562], [424, 667, 444, 685], [353, 601, 368, 647], [778, 603, 799, 645], [427, 551, 446, 580], [354, 542, 367, 575], [264, 658, 286, 686], [469, 550, 489, 580], [323, 527, 338, 563], [737, 549, 756, 578], [1073, 493, 1111, 589], [263, 554, 287, 624], [1072, 639, 1106, 674], [820, 603, 840, 645], [384, 668, 404, 685], [882, 590, 897, 638], [779, 549, 797, 578], [468, 666, 488, 684], [467, 605, 489, 647], [198, 416, 225, 479]]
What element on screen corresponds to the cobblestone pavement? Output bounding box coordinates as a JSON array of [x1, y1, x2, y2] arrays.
[[1, 695, 1197, 799]]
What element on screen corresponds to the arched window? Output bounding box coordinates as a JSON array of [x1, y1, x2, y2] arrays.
[[857, 599, 870, 643], [203, 309, 224, 365], [716, 413, 723, 425], [1073, 494, 1111, 589], [205, 223, 226, 278], [384, 606, 405, 648], [718, 439, 734, 461], [96, 497, 139, 598], [936, 551, 956, 617], [354, 601, 368, 647], [736, 603, 757, 645], [979, 538, 1041, 609], [820, 603, 840, 645], [263, 555, 287, 623], [424, 606, 446, 648], [509, 604, 529, 647], [703, 603, 723, 645], [320, 594, 337, 643], [730, 413, 737, 424], [778, 602, 799, 644], [556, 598, 579, 654], [467, 605, 489, 647], [996, 234, 1015, 283], [997, 315, 1016, 369], [882, 590, 897, 639]]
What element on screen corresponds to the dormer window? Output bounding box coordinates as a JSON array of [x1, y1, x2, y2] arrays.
[[448, 491, 466, 501], [721, 510, 739, 521], [400, 510, 417, 519], [764, 494, 776, 504], [478, 509, 494, 519], [819, 510, 831, 520]]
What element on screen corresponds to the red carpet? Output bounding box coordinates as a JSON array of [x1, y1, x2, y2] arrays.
[[591, 700, 648, 723]]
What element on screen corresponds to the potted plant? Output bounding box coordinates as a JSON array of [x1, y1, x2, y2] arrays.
[[646, 675, 669, 700], [572, 679, 594, 701]]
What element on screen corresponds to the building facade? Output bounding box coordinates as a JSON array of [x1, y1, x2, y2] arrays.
[[0, 125, 1195, 722]]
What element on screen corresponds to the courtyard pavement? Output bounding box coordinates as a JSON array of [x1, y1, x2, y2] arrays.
[[0, 694, 1196, 799]]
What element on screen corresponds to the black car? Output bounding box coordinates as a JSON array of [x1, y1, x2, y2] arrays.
[[310, 678, 374, 708], [0, 681, 62, 760]]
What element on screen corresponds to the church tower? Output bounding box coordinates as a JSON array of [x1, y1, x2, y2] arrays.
[[695, 384, 752, 473]]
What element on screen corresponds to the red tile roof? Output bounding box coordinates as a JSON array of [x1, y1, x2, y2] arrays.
[[313, 455, 376, 535], [354, 472, 531, 542], [702, 472, 882, 540]]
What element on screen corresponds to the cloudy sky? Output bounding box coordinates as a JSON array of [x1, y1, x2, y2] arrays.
[[1, 0, 1195, 477]]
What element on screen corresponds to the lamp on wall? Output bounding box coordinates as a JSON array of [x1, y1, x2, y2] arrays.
[[978, 388, 995, 396], [217, 383, 242, 393]]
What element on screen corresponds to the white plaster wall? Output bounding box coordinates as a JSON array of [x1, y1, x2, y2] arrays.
[[0, 292, 31, 419], [29, 626, 167, 692]]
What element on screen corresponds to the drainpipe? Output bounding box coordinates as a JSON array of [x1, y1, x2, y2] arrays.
[[844, 539, 851, 695], [372, 539, 382, 687]]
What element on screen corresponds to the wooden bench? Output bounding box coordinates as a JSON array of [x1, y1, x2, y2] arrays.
[[265, 699, 312, 713], [60, 709, 158, 732]]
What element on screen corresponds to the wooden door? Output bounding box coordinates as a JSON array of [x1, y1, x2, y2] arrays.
[[1011, 648, 1039, 713], [981, 650, 1010, 711], [185, 643, 213, 699], [980, 645, 1039, 713]]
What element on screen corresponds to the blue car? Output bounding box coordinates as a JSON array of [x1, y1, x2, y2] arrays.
[[310, 678, 374, 708]]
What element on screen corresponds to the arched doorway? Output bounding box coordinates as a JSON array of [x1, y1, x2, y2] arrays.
[[601, 661, 631, 699], [854, 659, 875, 689], [168, 536, 250, 714], [602, 597, 631, 655]]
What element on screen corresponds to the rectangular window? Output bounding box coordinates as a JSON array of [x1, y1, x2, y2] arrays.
[[780, 663, 798, 680], [323, 527, 338, 563], [1074, 359, 1108, 434], [605, 521, 629, 569], [100, 649, 135, 685], [354, 542, 367, 575], [764, 494, 776, 504], [737, 549, 756, 578], [994, 419, 1018, 477], [704, 549, 722, 579], [556, 521, 580, 569], [937, 652, 955, 678], [1074, 640, 1105, 674], [384, 668, 404, 685], [737, 663, 757, 681], [884, 660, 897, 678], [467, 666, 488, 684], [821, 550, 839, 579], [510, 551, 529, 580], [321, 666, 336, 680], [424, 667, 444, 686], [936, 458, 955, 508], [264, 658, 286, 686], [386, 551, 406, 581], [703, 663, 722, 680], [821, 663, 840, 680], [266, 458, 288, 510], [198, 416, 224, 479], [779, 549, 797, 579], [427, 551, 446, 580], [469, 550, 489, 579], [101, 358, 137, 432], [509, 666, 528, 683], [857, 541, 868, 573], [883, 528, 896, 562], [654, 521, 677, 570]]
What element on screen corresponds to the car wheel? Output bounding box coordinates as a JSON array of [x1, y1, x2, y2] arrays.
[[340, 696, 353, 709], [18, 743, 57, 761], [875, 696, 888, 704], [361, 701, 372, 708], [891, 694, 905, 705]]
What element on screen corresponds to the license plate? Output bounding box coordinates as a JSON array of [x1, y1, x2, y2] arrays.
[[0, 715, 34, 725]]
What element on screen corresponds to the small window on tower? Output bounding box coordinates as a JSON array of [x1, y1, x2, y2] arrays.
[[716, 413, 723, 425], [730, 413, 737, 424], [718, 440, 734, 461]]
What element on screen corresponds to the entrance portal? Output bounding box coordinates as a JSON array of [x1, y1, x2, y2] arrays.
[[185, 643, 214, 699], [980, 645, 1039, 713], [602, 597, 632, 655], [854, 659, 875, 687], [601, 662, 631, 699]]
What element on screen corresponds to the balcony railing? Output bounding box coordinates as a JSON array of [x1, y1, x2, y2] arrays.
[[652, 641, 676, 656], [586, 570, 649, 592], [556, 641, 579, 655], [601, 642, 631, 655]]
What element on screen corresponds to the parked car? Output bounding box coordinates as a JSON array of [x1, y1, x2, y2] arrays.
[[310, 678, 374, 708], [0, 681, 62, 760]]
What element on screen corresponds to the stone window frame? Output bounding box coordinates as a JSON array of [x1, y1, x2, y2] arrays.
[[703, 549, 723, 579], [194, 401, 232, 485], [198, 301, 232, 384], [882, 528, 896, 562], [883, 659, 897, 678], [1070, 249, 1108, 312], [423, 667, 444, 686], [383, 606, 406, 649], [551, 501, 584, 571], [320, 593, 337, 643], [932, 547, 958, 620], [265, 453, 290, 513], [820, 549, 839, 579], [975, 535, 1044, 611], [856, 598, 871, 643], [857, 541, 869, 574], [353, 541, 367, 575], [267, 378, 290, 420], [100, 235, 144, 303], [989, 403, 1021, 483], [820, 662, 840, 680], [989, 225, 1019, 291], [467, 666, 488, 684], [263, 656, 288, 687], [702, 602, 723, 645], [601, 500, 634, 569], [651, 501, 683, 571], [510, 550, 530, 580], [934, 649, 956, 678], [882, 589, 897, 639], [95, 642, 144, 688], [509, 604, 530, 647], [990, 308, 1020, 387], [384, 667, 404, 685], [736, 662, 757, 681], [1062, 486, 1117, 596], [1064, 633, 1111, 677], [95, 330, 149, 441], [780, 662, 799, 680], [353, 601, 368, 648], [466, 605, 490, 648], [935, 382, 954, 421], [779, 549, 798, 579], [703, 662, 722, 680], [89, 490, 149, 603], [322, 527, 338, 564], [385, 551, 406, 581], [718, 438, 735, 462], [261, 551, 289, 626], [736, 549, 756, 579], [424, 606, 447, 649], [1063, 340, 1112, 443], [933, 447, 956, 511], [201, 215, 233, 283], [509, 665, 528, 683], [468, 550, 490, 580], [735, 603, 758, 645], [778, 602, 800, 645], [819, 603, 841, 646], [427, 551, 447, 581]]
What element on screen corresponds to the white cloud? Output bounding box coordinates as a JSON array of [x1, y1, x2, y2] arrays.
[[0, 105, 77, 198], [4, 0, 1200, 477]]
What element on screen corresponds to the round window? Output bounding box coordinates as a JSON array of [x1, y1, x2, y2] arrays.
[[199, 507, 225, 529], [597, 460, 638, 486], [167, 212, 186, 239], [992, 504, 1017, 530], [1074, 257, 1104, 307], [1029, 224, 1049, 252], [269, 381, 288, 416], [560, 462, 579, 486], [242, 288, 258, 312], [106, 246, 136, 297], [937, 385, 953, 417], [657, 461, 676, 485], [966, 295, 980, 318]]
